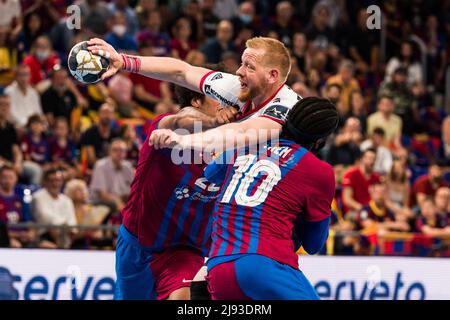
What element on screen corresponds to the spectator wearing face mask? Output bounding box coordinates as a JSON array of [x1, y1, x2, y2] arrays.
[[107, 0, 139, 37], [22, 36, 60, 86], [104, 11, 138, 53], [230, 1, 261, 38]]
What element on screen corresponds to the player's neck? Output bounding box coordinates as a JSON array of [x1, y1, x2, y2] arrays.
[[251, 82, 283, 108]]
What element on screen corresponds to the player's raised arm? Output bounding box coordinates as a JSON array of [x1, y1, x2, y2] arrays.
[[87, 38, 210, 93]]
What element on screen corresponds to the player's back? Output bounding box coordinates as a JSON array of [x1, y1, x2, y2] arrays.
[[122, 115, 220, 254], [207, 139, 335, 269]]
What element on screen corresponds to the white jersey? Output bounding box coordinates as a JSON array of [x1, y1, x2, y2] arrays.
[[199, 71, 301, 125]]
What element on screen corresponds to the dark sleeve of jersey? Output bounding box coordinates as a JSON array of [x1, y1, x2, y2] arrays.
[[204, 151, 233, 185], [294, 216, 331, 255]]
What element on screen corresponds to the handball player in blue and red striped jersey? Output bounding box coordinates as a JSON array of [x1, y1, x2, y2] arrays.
[[204, 97, 339, 300]]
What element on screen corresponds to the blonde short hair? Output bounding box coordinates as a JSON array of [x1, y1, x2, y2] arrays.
[[245, 37, 291, 82], [64, 179, 88, 200]]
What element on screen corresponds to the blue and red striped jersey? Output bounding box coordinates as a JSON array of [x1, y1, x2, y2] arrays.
[[205, 139, 335, 269], [121, 115, 220, 255]]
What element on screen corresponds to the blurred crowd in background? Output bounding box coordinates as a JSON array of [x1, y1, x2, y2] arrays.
[[0, 0, 450, 255]]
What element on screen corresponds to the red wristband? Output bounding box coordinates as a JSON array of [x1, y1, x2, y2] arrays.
[[120, 54, 141, 73]]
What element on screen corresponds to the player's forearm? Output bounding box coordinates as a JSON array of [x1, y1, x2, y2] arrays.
[[121, 54, 203, 92], [180, 118, 281, 152], [181, 122, 257, 153]]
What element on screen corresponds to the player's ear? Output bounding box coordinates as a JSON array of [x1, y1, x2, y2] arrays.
[[267, 68, 279, 84], [190, 98, 201, 109]]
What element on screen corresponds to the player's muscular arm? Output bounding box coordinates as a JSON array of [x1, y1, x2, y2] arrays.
[[158, 107, 238, 132], [87, 38, 210, 93], [150, 117, 282, 152]]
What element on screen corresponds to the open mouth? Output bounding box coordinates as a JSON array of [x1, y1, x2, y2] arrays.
[[240, 81, 248, 90]]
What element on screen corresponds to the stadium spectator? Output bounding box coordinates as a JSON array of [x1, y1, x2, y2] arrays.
[[201, 20, 237, 64], [15, 12, 43, 62], [40, 66, 77, 127], [360, 127, 393, 176], [200, 0, 220, 39], [422, 15, 447, 90], [323, 83, 345, 127], [134, 0, 158, 29], [385, 40, 423, 85], [213, 0, 238, 20], [220, 50, 240, 74], [415, 198, 450, 236], [349, 8, 380, 75], [136, 9, 171, 57], [4, 64, 42, 130], [64, 178, 111, 248], [80, 102, 120, 167], [178, 0, 204, 43], [386, 159, 411, 211], [357, 183, 409, 232], [0, 0, 21, 28], [291, 32, 309, 74], [0, 165, 35, 248], [348, 90, 367, 134], [31, 168, 77, 248], [305, 2, 335, 50], [89, 138, 134, 214], [76, 0, 112, 37], [107, 0, 139, 37], [21, 114, 50, 184], [22, 36, 60, 87], [119, 124, 141, 168], [48, 117, 78, 168], [434, 187, 450, 219], [326, 117, 362, 166], [0, 94, 23, 176], [105, 11, 138, 53], [170, 17, 197, 60], [0, 25, 16, 87], [185, 49, 206, 66], [441, 114, 450, 160], [130, 42, 172, 112], [412, 162, 450, 208], [326, 60, 360, 113], [230, 1, 261, 38], [378, 67, 417, 136], [107, 70, 140, 118], [21, 0, 64, 33], [367, 95, 402, 149], [341, 148, 381, 215], [271, 1, 300, 47]]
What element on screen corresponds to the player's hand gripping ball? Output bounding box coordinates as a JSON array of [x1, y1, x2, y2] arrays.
[[68, 41, 109, 84]]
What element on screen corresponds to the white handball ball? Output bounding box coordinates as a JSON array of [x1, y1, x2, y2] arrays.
[[67, 41, 109, 84]]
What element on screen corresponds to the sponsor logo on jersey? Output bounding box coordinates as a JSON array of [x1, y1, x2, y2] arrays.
[[210, 73, 223, 81], [204, 85, 236, 107], [263, 105, 289, 121]]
